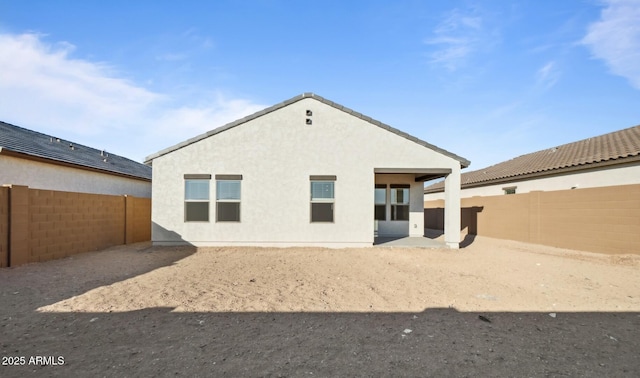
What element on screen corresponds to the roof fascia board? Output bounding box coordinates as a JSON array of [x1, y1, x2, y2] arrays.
[[424, 156, 640, 193], [144, 94, 306, 163], [144, 93, 471, 168], [463, 155, 640, 189], [415, 174, 448, 182], [375, 168, 452, 174]]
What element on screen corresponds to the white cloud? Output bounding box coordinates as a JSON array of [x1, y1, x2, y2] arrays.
[[582, 0, 640, 89], [536, 61, 560, 90], [424, 8, 489, 71], [0, 32, 265, 162], [153, 96, 266, 144], [0, 33, 160, 134]]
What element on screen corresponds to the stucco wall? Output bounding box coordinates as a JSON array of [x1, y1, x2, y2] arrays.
[[424, 163, 640, 201], [152, 97, 460, 247], [0, 155, 151, 197]]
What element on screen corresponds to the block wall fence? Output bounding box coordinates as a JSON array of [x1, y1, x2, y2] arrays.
[[424, 183, 640, 255], [0, 185, 151, 267]]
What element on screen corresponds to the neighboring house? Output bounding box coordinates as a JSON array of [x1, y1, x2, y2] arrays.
[[0, 121, 151, 197], [424, 124, 640, 200], [423, 125, 640, 255], [145, 93, 470, 248]]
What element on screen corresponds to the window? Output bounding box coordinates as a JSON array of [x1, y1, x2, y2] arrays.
[[390, 184, 409, 221], [374, 184, 386, 221], [310, 175, 336, 222], [184, 175, 211, 222], [216, 175, 242, 222], [503, 186, 517, 195]]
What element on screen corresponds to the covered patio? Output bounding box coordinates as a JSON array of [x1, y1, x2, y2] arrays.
[[374, 167, 462, 249]]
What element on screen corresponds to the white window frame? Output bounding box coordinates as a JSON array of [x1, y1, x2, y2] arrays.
[[503, 186, 517, 195], [184, 175, 211, 222], [390, 184, 410, 221], [310, 176, 336, 223], [216, 175, 242, 222], [374, 184, 387, 221]]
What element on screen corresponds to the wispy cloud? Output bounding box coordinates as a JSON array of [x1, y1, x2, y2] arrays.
[[0, 33, 160, 134], [0, 32, 265, 161], [182, 27, 215, 50], [536, 61, 561, 90], [155, 96, 266, 140], [155, 52, 189, 61], [581, 0, 640, 89], [424, 7, 493, 71]]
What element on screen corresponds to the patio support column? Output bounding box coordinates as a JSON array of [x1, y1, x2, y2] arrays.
[[443, 165, 461, 249]]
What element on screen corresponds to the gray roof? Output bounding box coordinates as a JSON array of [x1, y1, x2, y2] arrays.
[[0, 121, 152, 181], [424, 124, 640, 193], [144, 93, 470, 167]]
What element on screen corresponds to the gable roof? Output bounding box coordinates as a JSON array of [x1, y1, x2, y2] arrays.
[[425, 124, 640, 193], [144, 93, 470, 167], [0, 121, 152, 181]]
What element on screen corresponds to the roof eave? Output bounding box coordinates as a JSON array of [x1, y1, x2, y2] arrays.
[[0, 147, 151, 182], [424, 155, 640, 194], [144, 93, 471, 167]]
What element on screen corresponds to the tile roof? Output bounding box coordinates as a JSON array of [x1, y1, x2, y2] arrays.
[[0, 121, 152, 180], [425, 124, 640, 193], [145, 93, 470, 167]]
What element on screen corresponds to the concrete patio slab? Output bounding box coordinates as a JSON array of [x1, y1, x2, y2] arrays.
[[373, 236, 446, 248]]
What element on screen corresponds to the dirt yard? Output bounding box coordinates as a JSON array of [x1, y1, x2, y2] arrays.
[[1, 236, 639, 377]]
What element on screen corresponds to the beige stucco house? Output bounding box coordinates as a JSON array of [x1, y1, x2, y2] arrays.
[[424, 124, 640, 200], [0, 121, 151, 197], [423, 125, 640, 255], [145, 93, 469, 248]]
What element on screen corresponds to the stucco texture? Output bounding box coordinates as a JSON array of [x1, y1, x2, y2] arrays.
[[151, 97, 461, 247], [0, 155, 151, 198]]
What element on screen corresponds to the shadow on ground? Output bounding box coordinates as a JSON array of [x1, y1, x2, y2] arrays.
[[460, 234, 477, 248], [0, 243, 196, 310], [2, 243, 638, 376], [1, 308, 638, 377], [373, 236, 445, 248], [423, 228, 478, 248]]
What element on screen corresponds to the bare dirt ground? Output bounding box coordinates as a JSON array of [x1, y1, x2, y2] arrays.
[[1, 236, 639, 377]]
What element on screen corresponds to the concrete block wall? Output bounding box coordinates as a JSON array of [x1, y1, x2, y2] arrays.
[[27, 189, 126, 263], [424, 183, 640, 255], [535, 184, 640, 254], [1, 185, 151, 267], [9, 185, 30, 266], [0, 187, 8, 267], [462, 193, 532, 243], [125, 195, 151, 244]]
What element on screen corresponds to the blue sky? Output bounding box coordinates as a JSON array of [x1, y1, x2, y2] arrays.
[[1, 0, 639, 170]]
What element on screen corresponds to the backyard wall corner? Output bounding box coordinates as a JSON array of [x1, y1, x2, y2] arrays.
[[1, 185, 152, 267]]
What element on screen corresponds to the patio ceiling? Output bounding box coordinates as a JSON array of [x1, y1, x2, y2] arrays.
[[374, 168, 452, 182]]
